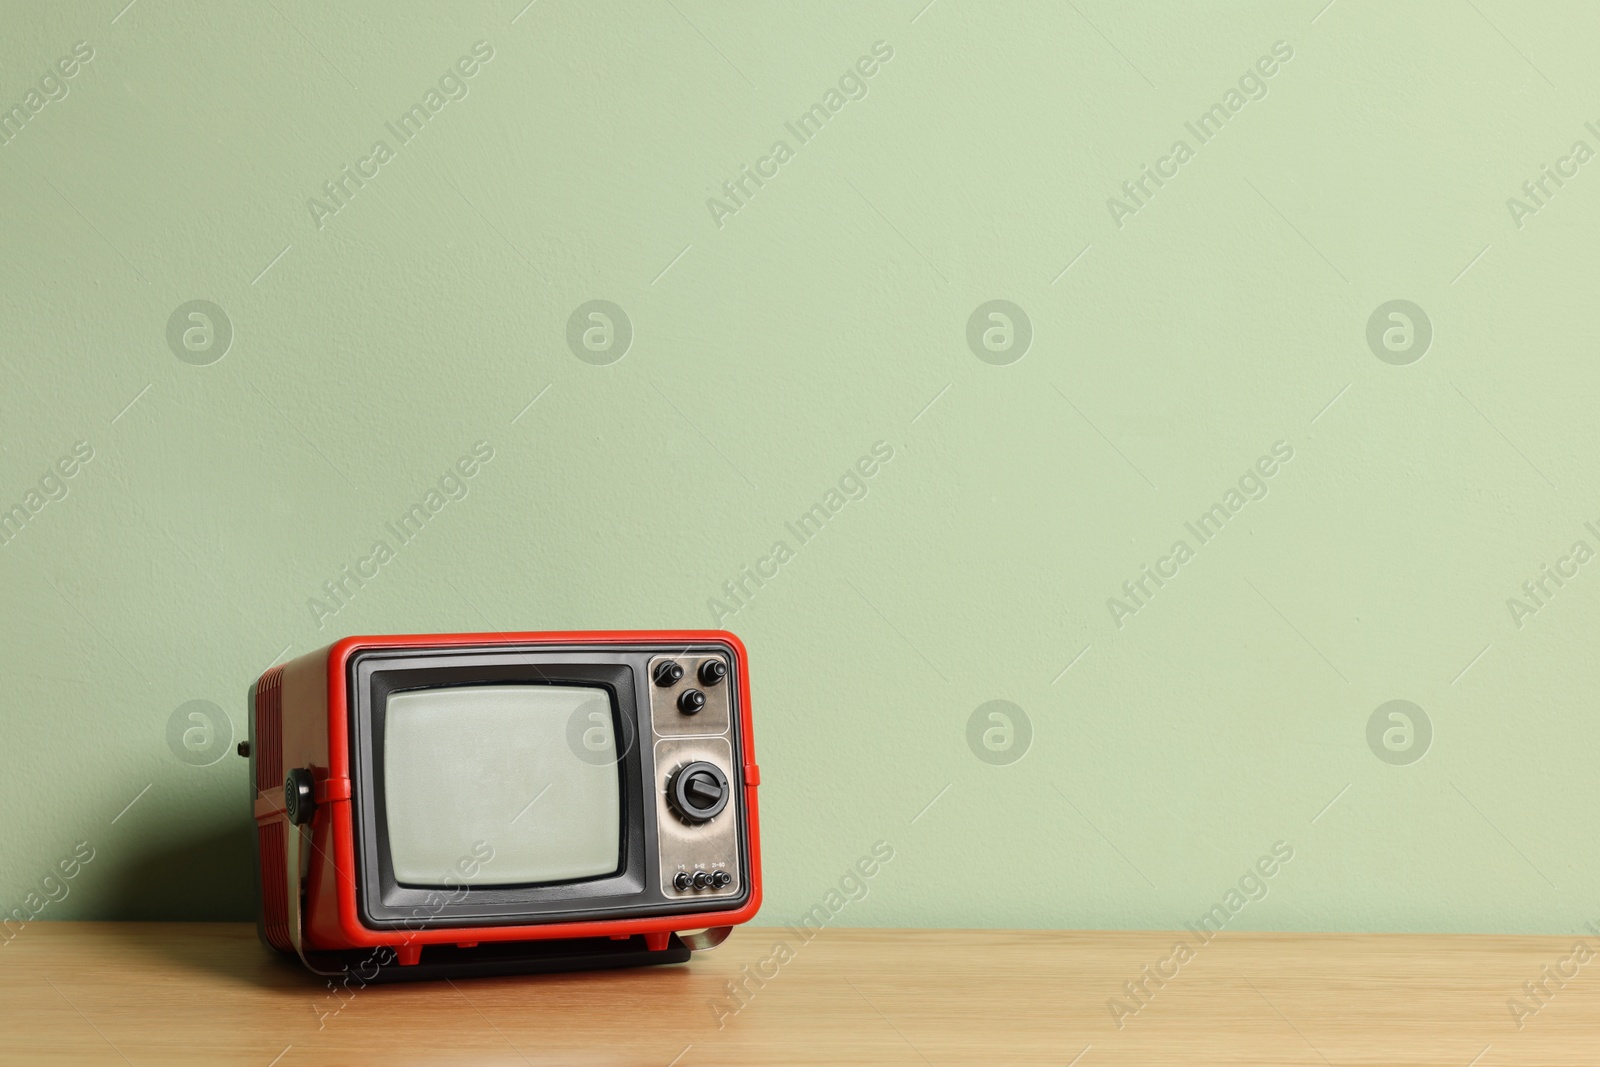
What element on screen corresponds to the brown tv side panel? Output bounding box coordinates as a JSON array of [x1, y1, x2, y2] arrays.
[[255, 643, 338, 951], [279, 642, 335, 790]]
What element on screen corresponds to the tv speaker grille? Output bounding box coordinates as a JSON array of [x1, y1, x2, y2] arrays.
[[255, 665, 284, 793], [259, 820, 291, 951]]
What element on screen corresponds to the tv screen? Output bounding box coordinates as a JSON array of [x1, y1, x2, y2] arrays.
[[383, 684, 622, 886]]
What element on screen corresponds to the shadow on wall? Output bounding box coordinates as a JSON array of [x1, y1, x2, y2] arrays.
[[102, 818, 257, 921], [63, 816, 304, 990]]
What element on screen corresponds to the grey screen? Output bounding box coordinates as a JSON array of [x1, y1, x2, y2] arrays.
[[383, 684, 621, 886]]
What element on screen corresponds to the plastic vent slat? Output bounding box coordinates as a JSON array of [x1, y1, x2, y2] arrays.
[[259, 820, 291, 951], [255, 665, 284, 793]]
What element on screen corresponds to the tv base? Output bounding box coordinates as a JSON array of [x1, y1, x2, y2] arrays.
[[270, 932, 692, 984]]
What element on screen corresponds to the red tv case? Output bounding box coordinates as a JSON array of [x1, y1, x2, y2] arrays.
[[251, 631, 761, 971]]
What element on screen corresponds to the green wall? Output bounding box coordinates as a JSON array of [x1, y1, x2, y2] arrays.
[[3, 0, 1597, 935]]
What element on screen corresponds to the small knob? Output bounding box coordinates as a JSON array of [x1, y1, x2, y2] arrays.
[[673, 871, 694, 891], [678, 689, 706, 715], [654, 661, 683, 686], [237, 741, 251, 758], [284, 768, 316, 826], [698, 660, 727, 686], [668, 761, 730, 823], [712, 871, 732, 888], [692, 871, 712, 889]]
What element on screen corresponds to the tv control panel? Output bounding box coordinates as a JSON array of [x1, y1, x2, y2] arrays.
[[648, 654, 741, 901]]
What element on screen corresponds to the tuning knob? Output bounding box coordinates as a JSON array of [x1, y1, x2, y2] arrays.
[[654, 661, 684, 686], [668, 761, 730, 823], [677, 688, 706, 714], [698, 659, 727, 686]]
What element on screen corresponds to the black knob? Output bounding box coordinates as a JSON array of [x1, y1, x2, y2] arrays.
[[237, 741, 251, 758], [692, 871, 712, 889], [677, 689, 706, 715], [712, 871, 732, 888], [284, 768, 315, 826], [698, 660, 727, 686], [654, 661, 683, 686], [673, 872, 694, 891], [668, 761, 730, 823]]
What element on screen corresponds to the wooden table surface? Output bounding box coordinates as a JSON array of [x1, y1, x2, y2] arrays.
[[1, 923, 1595, 1064]]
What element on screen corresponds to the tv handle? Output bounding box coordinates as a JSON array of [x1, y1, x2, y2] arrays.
[[677, 927, 732, 951], [281, 768, 360, 978]]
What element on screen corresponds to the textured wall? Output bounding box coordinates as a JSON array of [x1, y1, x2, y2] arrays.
[[2, 1, 1596, 935]]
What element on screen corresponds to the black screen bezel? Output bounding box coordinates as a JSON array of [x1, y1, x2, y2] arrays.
[[365, 662, 641, 915], [348, 645, 750, 929]]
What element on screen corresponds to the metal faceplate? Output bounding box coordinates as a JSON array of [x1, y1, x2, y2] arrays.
[[648, 654, 741, 900]]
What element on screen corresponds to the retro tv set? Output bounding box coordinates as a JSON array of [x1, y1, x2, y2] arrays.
[[244, 631, 760, 981]]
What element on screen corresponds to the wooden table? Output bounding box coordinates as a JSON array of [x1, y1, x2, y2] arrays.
[[1, 924, 1594, 1064]]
